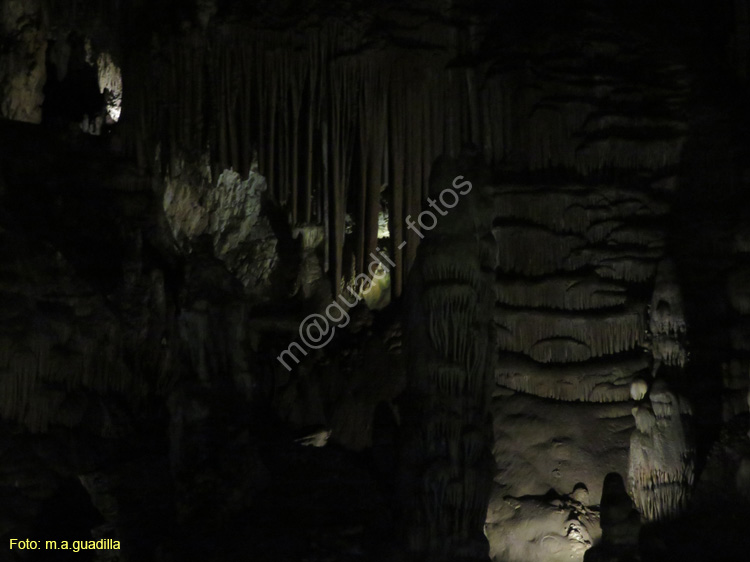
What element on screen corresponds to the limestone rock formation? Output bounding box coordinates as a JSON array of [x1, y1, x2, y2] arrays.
[[1, 2, 750, 561], [0, 0, 46, 123], [628, 379, 695, 521], [649, 259, 688, 370], [485, 486, 600, 562], [401, 151, 495, 561], [163, 164, 281, 300]]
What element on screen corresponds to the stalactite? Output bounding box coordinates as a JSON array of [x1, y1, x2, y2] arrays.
[[322, 117, 330, 274], [217, 45, 228, 172], [432, 71, 446, 164], [445, 71, 457, 157], [495, 276, 627, 310], [330, 72, 343, 289], [186, 43, 195, 154], [120, 18, 490, 290], [496, 353, 649, 402], [388, 64, 406, 298], [290, 52, 304, 224], [405, 85, 422, 270], [329, 61, 357, 289], [421, 80, 433, 206], [194, 39, 205, 162], [414, 91, 425, 231], [279, 56, 291, 209], [495, 305, 646, 361], [305, 33, 319, 223], [492, 225, 586, 276], [493, 186, 667, 238], [358, 64, 388, 276], [255, 44, 267, 194], [267, 50, 279, 203], [239, 42, 250, 176], [228, 46, 241, 174], [357, 72, 369, 277], [422, 252, 482, 289]]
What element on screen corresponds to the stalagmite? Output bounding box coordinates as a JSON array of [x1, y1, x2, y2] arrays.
[[628, 379, 695, 521], [402, 153, 494, 561]]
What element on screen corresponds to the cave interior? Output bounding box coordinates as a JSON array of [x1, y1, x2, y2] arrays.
[[2, 1, 750, 561]]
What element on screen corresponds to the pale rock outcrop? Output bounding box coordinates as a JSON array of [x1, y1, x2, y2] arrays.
[[485, 485, 600, 562], [485, 9, 693, 559], [163, 164, 279, 299], [0, 0, 46, 123], [491, 393, 634, 503], [628, 379, 695, 521]]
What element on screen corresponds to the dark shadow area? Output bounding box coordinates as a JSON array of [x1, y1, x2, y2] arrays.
[[27, 479, 105, 562]]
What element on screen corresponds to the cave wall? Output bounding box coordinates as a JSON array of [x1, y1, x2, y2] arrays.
[[0, 0, 46, 123], [1, 1, 750, 562]]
